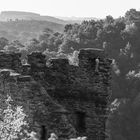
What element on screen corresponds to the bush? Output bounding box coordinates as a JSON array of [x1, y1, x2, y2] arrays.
[[0, 95, 38, 140]]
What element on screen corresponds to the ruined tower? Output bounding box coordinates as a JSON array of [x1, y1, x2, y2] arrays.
[[0, 48, 112, 140]]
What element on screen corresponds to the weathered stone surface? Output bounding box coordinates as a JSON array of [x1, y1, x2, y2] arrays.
[[0, 48, 112, 140], [28, 52, 46, 69], [21, 63, 31, 75], [0, 69, 76, 139], [0, 51, 22, 71], [27, 48, 112, 139]]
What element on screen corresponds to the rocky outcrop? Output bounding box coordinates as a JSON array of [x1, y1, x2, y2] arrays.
[[0, 48, 112, 140]]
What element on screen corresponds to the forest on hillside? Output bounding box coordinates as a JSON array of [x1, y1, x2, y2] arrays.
[[0, 20, 65, 43], [1, 8, 140, 140]]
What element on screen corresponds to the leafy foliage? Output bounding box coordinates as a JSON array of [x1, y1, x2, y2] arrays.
[[0, 95, 38, 140]]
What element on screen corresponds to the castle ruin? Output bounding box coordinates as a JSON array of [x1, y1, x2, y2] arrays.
[[0, 48, 112, 140]]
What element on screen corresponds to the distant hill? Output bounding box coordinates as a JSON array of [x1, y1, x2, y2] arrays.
[[0, 11, 68, 43], [0, 11, 99, 43], [0, 11, 98, 24], [0, 20, 64, 32], [56, 16, 99, 24], [0, 11, 67, 25], [0, 20, 65, 43]]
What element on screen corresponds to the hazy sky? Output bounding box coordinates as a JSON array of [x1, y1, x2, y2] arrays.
[[0, 0, 140, 18]]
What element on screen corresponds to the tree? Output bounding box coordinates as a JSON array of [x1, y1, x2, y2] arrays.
[[0, 95, 27, 140], [0, 37, 9, 50], [105, 15, 114, 25], [4, 40, 25, 52], [0, 95, 39, 140], [125, 9, 140, 23]]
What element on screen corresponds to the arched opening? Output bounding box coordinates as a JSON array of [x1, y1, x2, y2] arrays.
[[75, 111, 86, 133], [40, 125, 47, 140]]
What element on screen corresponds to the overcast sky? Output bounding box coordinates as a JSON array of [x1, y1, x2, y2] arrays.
[[0, 0, 140, 18]]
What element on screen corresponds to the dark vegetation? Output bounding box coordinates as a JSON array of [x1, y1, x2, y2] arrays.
[[1, 8, 140, 140]]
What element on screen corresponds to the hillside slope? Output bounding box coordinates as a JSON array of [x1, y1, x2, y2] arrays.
[[0, 11, 67, 25]]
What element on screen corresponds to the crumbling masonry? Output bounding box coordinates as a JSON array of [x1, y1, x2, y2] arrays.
[[0, 48, 112, 140]]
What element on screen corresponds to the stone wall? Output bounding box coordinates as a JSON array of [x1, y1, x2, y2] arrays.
[[0, 69, 76, 139], [0, 48, 112, 140], [0, 51, 21, 71]]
